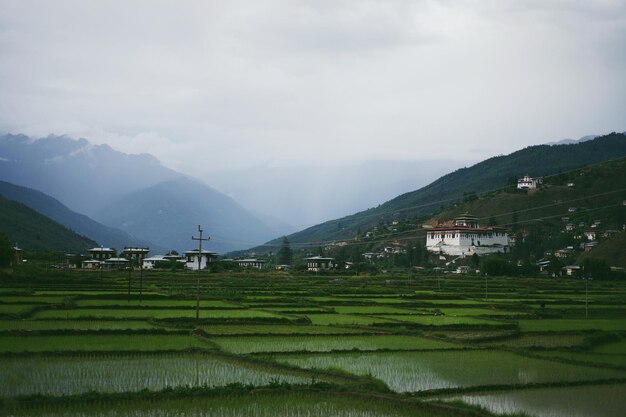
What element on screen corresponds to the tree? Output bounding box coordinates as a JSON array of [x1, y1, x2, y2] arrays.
[[277, 236, 293, 265], [0, 233, 12, 267]]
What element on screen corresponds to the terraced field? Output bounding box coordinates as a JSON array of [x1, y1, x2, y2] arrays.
[[1, 268, 625, 417]]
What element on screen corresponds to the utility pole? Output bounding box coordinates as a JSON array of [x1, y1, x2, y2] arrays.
[[192, 225, 210, 320], [127, 265, 132, 303]]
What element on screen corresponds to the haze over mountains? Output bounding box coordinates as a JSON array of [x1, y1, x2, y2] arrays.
[[207, 160, 456, 229], [0, 134, 280, 253], [1, 132, 625, 255]]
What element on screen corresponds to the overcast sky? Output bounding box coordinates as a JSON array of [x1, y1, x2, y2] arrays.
[[1, 1, 625, 176]]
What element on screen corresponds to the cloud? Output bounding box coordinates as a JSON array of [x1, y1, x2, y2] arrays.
[[0, 0, 624, 175]]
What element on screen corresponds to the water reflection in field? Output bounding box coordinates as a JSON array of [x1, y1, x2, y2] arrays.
[[447, 384, 626, 417]]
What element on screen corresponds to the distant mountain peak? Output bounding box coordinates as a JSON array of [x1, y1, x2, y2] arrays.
[[546, 134, 599, 146]]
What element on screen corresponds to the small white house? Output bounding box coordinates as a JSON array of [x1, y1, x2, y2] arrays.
[[584, 230, 597, 241], [143, 255, 165, 269], [81, 259, 101, 269], [517, 175, 539, 190], [184, 249, 218, 270], [236, 259, 266, 269]]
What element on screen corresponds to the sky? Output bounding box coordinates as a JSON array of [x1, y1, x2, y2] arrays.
[[0, 0, 625, 178]]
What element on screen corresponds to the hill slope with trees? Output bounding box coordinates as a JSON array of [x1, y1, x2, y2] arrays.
[[261, 132, 626, 250], [0, 196, 97, 252]]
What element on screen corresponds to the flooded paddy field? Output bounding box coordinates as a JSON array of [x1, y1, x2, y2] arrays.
[[1, 269, 625, 417]]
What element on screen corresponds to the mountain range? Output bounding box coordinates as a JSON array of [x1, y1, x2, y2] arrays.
[[0, 134, 282, 253], [2, 131, 626, 255], [0, 181, 159, 252]]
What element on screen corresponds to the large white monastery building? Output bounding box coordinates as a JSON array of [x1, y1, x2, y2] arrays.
[[426, 214, 510, 256]]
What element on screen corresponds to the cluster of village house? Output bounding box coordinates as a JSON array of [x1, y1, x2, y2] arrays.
[[80, 246, 336, 272], [12, 176, 622, 275]]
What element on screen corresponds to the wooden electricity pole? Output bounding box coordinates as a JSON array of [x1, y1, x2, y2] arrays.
[[192, 225, 210, 320]]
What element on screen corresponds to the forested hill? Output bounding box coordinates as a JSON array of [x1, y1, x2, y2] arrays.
[[0, 181, 158, 252], [0, 196, 97, 252], [259, 132, 626, 250]]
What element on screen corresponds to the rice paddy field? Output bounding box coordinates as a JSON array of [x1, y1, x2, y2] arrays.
[[1, 268, 625, 417]]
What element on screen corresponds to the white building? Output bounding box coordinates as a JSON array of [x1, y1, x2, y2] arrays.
[[88, 247, 116, 261], [236, 259, 267, 269], [184, 249, 218, 270], [306, 256, 335, 271], [143, 255, 165, 269], [121, 247, 149, 265], [517, 175, 539, 190], [425, 214, 510, 256]]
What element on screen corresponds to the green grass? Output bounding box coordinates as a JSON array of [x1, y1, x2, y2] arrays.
[[0, 320, 157, 331], [199, 324, 373, 335], [0, 296, 66, 304], [332, 306, 419, 315], [533, 351, 626, 368], [0, 304, 40, 316], [73, 299, 240, 308], [518, 319, 626, 332], [306, 314, 395, 326], [436, 307, 530, 317], [32, 308, 284, 320], [0, 334, 210, 352], [480, 334, 588, 349], [2, 391, 464, 417], [377, 315, 505, 326], [211, 335, 458, 354], [594, 339, 626, 354]]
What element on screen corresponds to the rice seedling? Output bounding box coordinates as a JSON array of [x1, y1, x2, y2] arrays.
[[375, 315, 504, 326], [73, 299, 240, 308], [480, 334, 587, 349], [0, 320, 157, 331], [445, 383, 626, 417], [306, 314, 394, 326], [273, 350, 626, 392], [0, 334, 210, 352], [211, 335, 458, 354], [199, 324, 371, 336], [32, 309, 283, 320], [3, 391, 457, 417], [518, 319, 626, 332], [0, 353, 310, 397]]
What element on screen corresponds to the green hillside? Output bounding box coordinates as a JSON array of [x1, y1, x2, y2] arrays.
[[0, 196, 97, 252], [0, 181, 158, 252], [427, 157, 626, 267], [579, 231, 626, 269], [261, 132, 626, 250]]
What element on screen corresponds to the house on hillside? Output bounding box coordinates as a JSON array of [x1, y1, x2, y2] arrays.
[[425, 213, 510, 256], [184, 249, 218, 270], [306, 256, 335, 272], [12, 244, 23, 265], [517, 175, 540, 190], [584, 230, 597, 241]]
